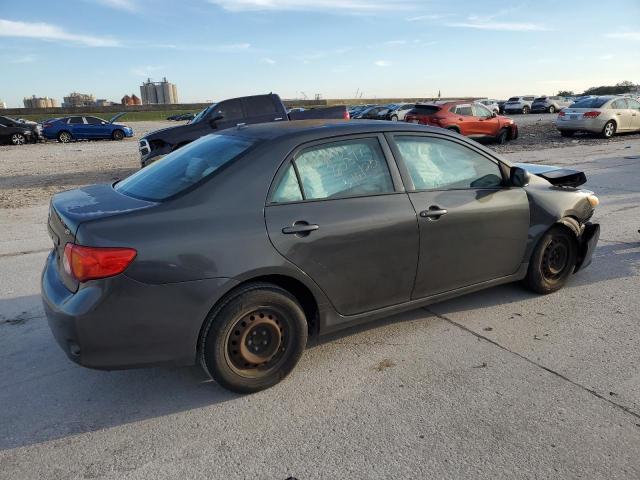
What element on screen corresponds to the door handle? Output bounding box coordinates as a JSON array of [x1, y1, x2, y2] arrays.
[[282, 221, 319, 235], [419, 206, 448, 220]]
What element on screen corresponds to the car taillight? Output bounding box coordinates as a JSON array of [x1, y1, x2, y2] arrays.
[[583, 111, 601, 118], [558, 111, 565, 117], [343, 110, 350, 120], [63, 243, 137, 282]]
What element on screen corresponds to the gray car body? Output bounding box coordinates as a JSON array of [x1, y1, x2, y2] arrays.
[[42, 120, 598, 370]]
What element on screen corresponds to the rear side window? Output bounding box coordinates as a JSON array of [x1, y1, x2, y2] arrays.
[[271, 138, 394, 202], [411, 105, 441, 115], [115, 134, 255, 201], [394, 136, 503, 190], [611, 99, 628, 109], [68, 117, 84, 124], [523, 96, 535, 101], [244, 96, 278, 116], [213, 99, 244, 122], [454, 105, 473, 116], [508, 97, 519, 101]]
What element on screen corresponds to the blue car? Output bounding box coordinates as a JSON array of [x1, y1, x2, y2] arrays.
[[42, 113, 134, 143]]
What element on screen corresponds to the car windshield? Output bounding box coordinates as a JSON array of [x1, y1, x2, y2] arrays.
[[570, 97, 610, 108], [191, 104, 217, 124], [115, 134, 255, 201]]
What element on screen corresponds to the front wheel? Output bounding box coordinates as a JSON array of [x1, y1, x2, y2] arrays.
[[522, 106, 530, 114], [495, 128, 508, 145], [524, 227, 577, 294], [548, 106, 556, 114], [11, 133, 26, 145], [602, 120, 616, 139], [200, 283, 308, 394], [112, 129, 125, 141]]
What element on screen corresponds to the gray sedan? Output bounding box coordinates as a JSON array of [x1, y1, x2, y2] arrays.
[[42, 120, 600, 393], [556, 96, 640, 138]]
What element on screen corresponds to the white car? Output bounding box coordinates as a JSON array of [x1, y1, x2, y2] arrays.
[[478, 99, 500, 114], [503, 95, 537, 114], [387, 103, 415, 121]]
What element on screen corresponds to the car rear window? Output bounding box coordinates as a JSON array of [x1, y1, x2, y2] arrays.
[[115, 134, 255, 201], [410, 105, 441, 115], [508, 97, 520, 101], [569, 97, 609, 109]]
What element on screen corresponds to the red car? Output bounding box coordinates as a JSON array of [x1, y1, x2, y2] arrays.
[[405, 101, 518, 144]]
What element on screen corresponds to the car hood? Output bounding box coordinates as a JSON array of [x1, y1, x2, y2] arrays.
[[109, 112, 127, 123], [516, 163, 587, 188]]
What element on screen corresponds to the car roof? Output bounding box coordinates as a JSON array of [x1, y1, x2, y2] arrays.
[[221, 119, 449, 142]]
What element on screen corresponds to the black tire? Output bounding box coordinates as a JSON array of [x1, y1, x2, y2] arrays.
[[199, 282, 308, 394], [112, 129, 125, 141], [446, 126, 460, 134], [57, 131, 72, 143], [524, 226, 577, 294], [10, 133, 26, 145], [548, 106, 556, 114], [560, 130, 575, 137], [495, 128, 508, 145], [522, 105, 530, 114], [601, 120, 616, 139]]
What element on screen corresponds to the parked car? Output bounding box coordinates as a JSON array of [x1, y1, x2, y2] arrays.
[[0, 122, 34, 145], [404, 101, 518, 144], [0, 115, 42, 141], [556, 96, 640, 138], [167, 113, 196, 121], [42, 120, 599, 393], [348, 105, 370, 117], [497, 100, 507, 114], [531, 96, 572, 114], [139, 93, 349, 167], [42, 114, 134, 143], [503, 96, 537, 114], [353, 105, 389, 119], [385, 103, 415, 121], [478, 99, 500, 114]]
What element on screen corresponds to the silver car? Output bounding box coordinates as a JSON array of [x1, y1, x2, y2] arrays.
[[555, 96, 640, 138], [478, 99, 500, 114], [531, 96, 572, 114], [503, 95, 537, 114]]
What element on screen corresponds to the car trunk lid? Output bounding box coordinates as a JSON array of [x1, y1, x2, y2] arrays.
[[48, 183, 157, 291]]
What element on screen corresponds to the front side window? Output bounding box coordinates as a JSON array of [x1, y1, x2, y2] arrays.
[[627, 99, 640, 110], [213, 99, 244, 122], [85, 116, 104, 125], [115, 134, 255, 201], [611, 99, 628, 109], [271, 138, 394, 202], [472, 104, 492, 117], [245, 96, 278, 116], [394, 136, 503, 190]]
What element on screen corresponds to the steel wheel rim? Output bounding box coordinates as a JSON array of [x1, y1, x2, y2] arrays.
[[542, 237, 569, 280], [11, 134, 25, 145], [225, 308, 289, 377]]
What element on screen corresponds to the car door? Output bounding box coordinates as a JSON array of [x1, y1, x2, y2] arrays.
[[612, 98, 632, 131], [242, 95, 285, 125], [626, 98, 640, 130], [452, 104, 476, 136], [471, 104, 499, 138], [67, 116, 86, 137], [209, 98, 245, 130], [264, 135, 419, 316], [84, 116, 109, 138], [387, 133, 530, 299]]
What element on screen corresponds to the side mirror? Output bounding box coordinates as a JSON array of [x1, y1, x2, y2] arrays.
[[510, 166, 530, 187], [491, 112, 497, 118], [208, 114, 223, 128]]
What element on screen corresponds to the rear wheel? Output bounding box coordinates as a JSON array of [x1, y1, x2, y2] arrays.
[[200, 283, 308, 394], [10, 133, 26, 145], [57, 131, 72, 143], [112, 129, 125, 141], [560, 130, 575, 137], [602, 120, 616, 139], [524, 227, 577, 294], [495, 128, 508, 144], [522, 105, 530, 114], [548, 106, 556, 114], [390, 115, 399, 121]]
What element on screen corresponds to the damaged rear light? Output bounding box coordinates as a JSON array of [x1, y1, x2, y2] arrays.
[[63, 243, 137, 282]]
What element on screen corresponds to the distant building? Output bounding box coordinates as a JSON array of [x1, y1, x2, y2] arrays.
[[23, 95, 57, 108], [62, 92, 96, 107], [121, 94, 142, 106], [95, 99, 116, 107], [140, 77, 178, 104], [0, 100, 6, 109]]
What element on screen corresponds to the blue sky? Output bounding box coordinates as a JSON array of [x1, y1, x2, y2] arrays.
[[1, 0, 639, 107]]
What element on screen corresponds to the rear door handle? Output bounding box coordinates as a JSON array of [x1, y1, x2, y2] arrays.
[[282, 221, 319, 235], [419, 207, 448, 219]]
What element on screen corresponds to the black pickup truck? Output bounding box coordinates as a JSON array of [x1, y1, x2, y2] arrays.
[[139, 93, 349, 167]]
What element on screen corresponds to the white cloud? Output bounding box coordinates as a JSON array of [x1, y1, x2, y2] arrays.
[[383, 40, 407, 46], [260, 57, 276, 64], [208, 0, 415, 13], [0, 18, 120, 47], [130, 65, 164, 77], [598, 54, 614, 60], [446, 21, 549, 31], [406, 14, 447, 21], [95, 0, 137, 12], [215, 42, 251, 51], [375, 60, 390, 67], [605, 32, 640, 41]]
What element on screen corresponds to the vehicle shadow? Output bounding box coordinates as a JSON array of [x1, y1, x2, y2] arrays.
[[0, 294, 238, 452]]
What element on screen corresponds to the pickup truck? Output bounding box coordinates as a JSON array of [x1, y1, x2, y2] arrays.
[[139, 93, 349, 167]]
